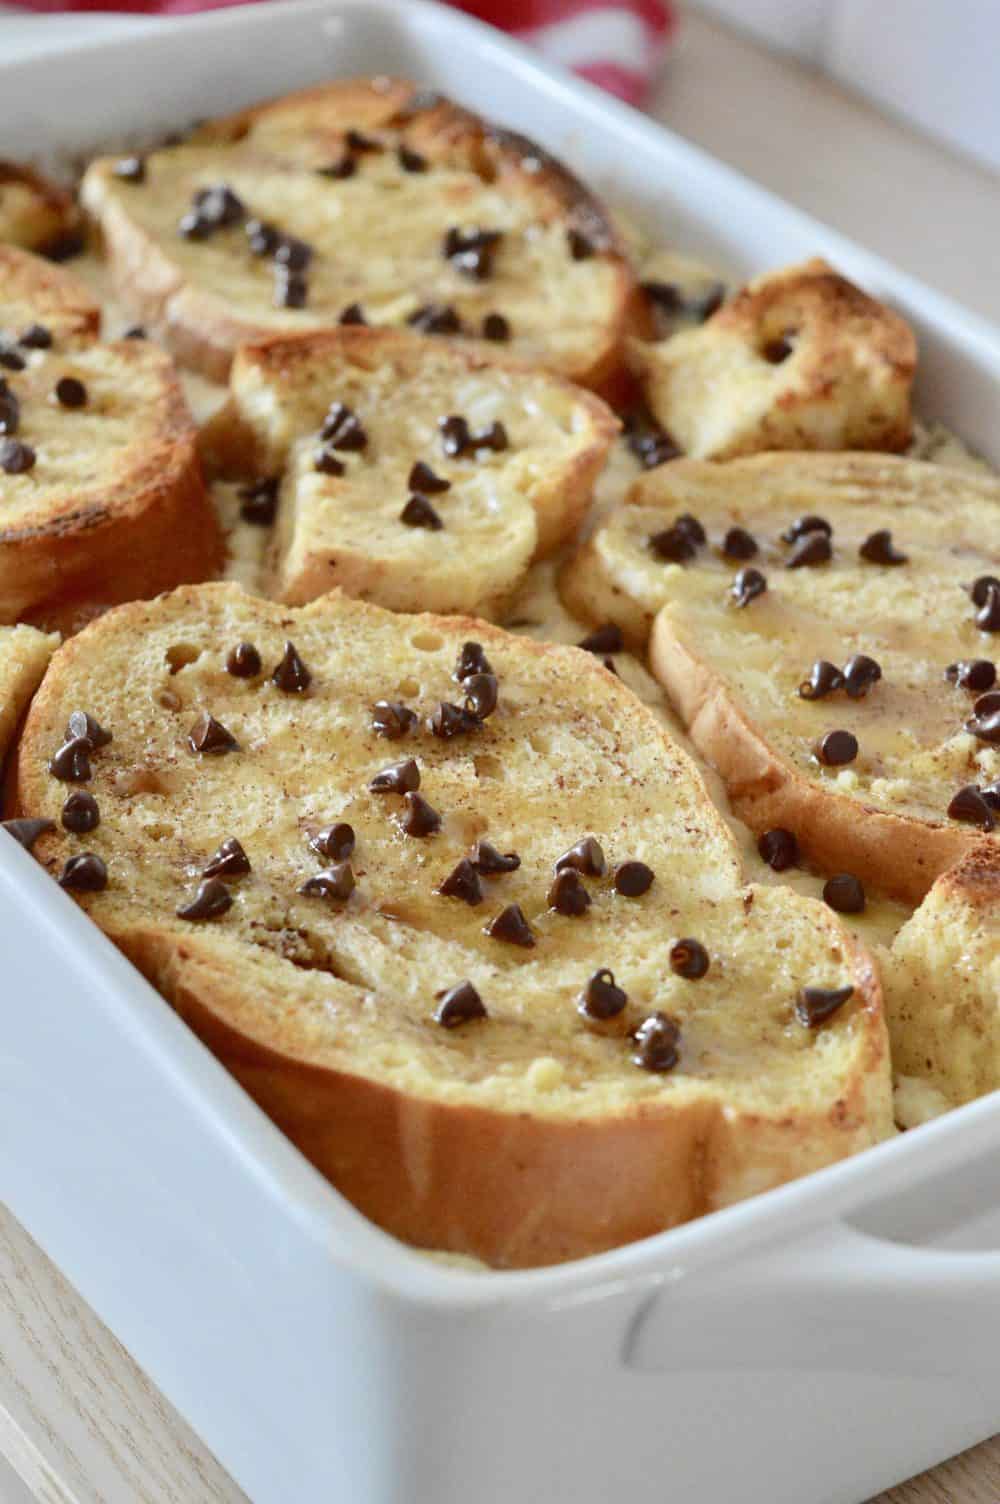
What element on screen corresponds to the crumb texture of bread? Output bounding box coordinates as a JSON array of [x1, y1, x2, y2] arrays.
[[630, 258, 916, 459], [80, 78, 635, 392], [13, 582, 892, 1266], [0, 623, 59, 759], [0, 244, 100, 342], [0, 161, 79, 256]]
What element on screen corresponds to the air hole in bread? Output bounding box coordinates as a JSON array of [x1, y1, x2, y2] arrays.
[[410, 631, 444, 652], [113, 767, 170, 797], [157, 688, 182, 711], [165, 642, 203, 674]]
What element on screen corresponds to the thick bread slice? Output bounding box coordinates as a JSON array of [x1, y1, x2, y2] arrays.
[[630, 258, 916, 459], [13, 582, 891, 1267], [80, 78, 635, 392], [0, 623, 59, 759], [574, 453, 1000, 902], [0, 249, 223, 628], [203, 326, 617, 616], [0, 162, 79, 257]]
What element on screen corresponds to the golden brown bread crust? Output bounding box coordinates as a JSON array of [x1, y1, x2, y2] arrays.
[[0, 244, 100, 340], [0, 161, 79, 257]]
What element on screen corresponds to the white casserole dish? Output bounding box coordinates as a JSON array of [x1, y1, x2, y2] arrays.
[[2, 4, 1000, 1500]]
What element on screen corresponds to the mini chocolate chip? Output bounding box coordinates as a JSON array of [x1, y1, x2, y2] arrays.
[[203, 836, 251, 878], [226, 642, 262, 678], [966, 709, 1000, 744], [548, 868, 591, 916], [346, 128, 379, 152], [2, 816, 55, 850], [18, 323, 51, 349], [946, 659, 996, 693], [722, 526, 758, 560], [786, 530, 832, 568], [314, 445, 346, 476], [0, 438, 35, 474], [429, 701, 479, 738], [973, 690, 1000, 717], [320, 402, 367, 450], [59, 852, 108, 893], [271, 641, 311, 693], [179, 211, 212, 240], [437, 857, 484, 905], [472, 840, 520, 875], [55, 375, 87, 409], [781, 515, 832, 544], [981, 780, 1000, 811], [398, 144, 427, 172], [757, 828, 799, 871], [194, 183, 245, 226], [439, 415, 470, 457], [318, 155, 356, 179], [49, 736, 93, 783], [239, 477, 279, 525], [731, 567, 767, 607], [400, 493, 443, 529], [462, 672, 498, 720], [578, 623, 624, 655], [442, 225, 502, 280], [567, 228, 593, 260], [477, 421, 508, 452], [339, 302, 367, 325], [860, 529, 907, 565], [970, 575, 1000, 605], [823, 873, 866, 914], [62, 791, 99, 834], [485, 902, 535, 946], [641, 281, 685, 314], [275, 271, 308, 309], [482, 313, 510, 341], [649, 524, 698, 563], [177, 877, 231, 920], [815, 729, 859, 766], [309, 823, 356, 862], [434, 980, 487, 1028], [843, 654, 882, 699], [626, 416, 681, 469], [948, 784, 995, 830], [46, 230, 86, 262], [799, 660, 845, 700], [67, 710, 111, 748], [122, 324, 147, 339], [555, 836, 606, 878], [410, 460, 451, 495], [113, 156, 145, 183], [0, 385, 19, 435], [188, 713, 238, 755], [762, 334, 794, 363], [299, 862, 355, 903], [408, 304, 462, 335], [369, 758, 420, 794], [976, 583, 1000, 632], [275, 236, 313, 272], [578, 968, 627, 1021], [401, 791, 441, 837], [245, 218, 280, 256], [669, 937, 709, 979], [372, 700, 418, 739], [0, 344, 26, 372], [795, 984, 854, 1028], [614, 860, 654, 897], [455, 641, 492, 681], [632, 1012, 681, 1071]]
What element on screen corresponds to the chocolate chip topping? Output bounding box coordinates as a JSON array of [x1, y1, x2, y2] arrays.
[[482, 312, 510, 341], [245, 218, 280, 256], [859, 529, 908, 565], [795, 984, 854, 1028], [455, 641, 492, 680], [946, 659, 996, 693], [643, 280, 725, 324], [973, 690, 1000, 717], [577, 623, 624, 655], [194, 182, 245, 226], [188, 712, 238, 755], [578, 968, 627, 1022], [948, 784, 996, 831], [203, 836, 251, 878], [823, 872, 866, 914], [785, 530, 832, 569], [273, 260, 305, 304], [274, 235, 313, 272], [239, 477, 279, 525], [372, 700, 418, 739], [434, 980, 487, 1028], [226, 642, 262, 678], [439, 414, 471, 457], [123, 324, 147, 339], [731, 567, 767, 607], [547, 868, 591, 916], [721, 525, 758, 560], [976, 583, 1000, 632], [437, 857, 484, 905], [321, 402, 367, 450], [176, 877, 232, 920], [67, 710, 112, 747], [632, 1012, 681, 1071], [555, 836, 606, 878], [59, 852, 108, 893], [1, 438, 35, 474], [0, 384, 19, 435], [614, 860, 654, 897], [799, 660, 845, 700], [428, 701, 479, 739], [318, 155, 356, 180], [345, 128, 380, 152], [1, 817, 55, 850], [0, 344, 26, 372], [970, 575, 1000, 606], [462, 672, 498, 721], [981, 780, 1000, 812], [815, 729, 858, 766], [408, 304, 462, 335], [369, 758, 420, 794], [965, 706, 1000, 744], [567, 228, 594, 260], [401, 791, 442, 837], [18, 324, 51, 349], [669, 937, 709, 979], [757, 827, 799, 871], [314, 445, 346, 476], [649, 522, 698, 563], [271, 641, 311, 694], [398, 144, 427, 173], [62, 791, 100, 835], [485, 902, 535, 946], [443, 225, 502, 280], [472, 840, 520, 875], [762, 334, 794, 364], [338, 302, 367, 325], [624, 413, 681, 469], [49, 736, 93, 783], [114, 155, 146, 183], [55, 375, 87, 409], [843, 654, 882, 699], [400, 493, 444, 529], [299, 863, 356, 903], [310, 823, 356, 862], [410, 460, 451, 495], [781, 515, 831, 544]]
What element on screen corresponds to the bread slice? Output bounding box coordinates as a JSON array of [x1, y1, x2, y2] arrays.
[[80, 78, 636, 393], [12, 581, 891, 1267], [565, 452, 1000, 902], [0, 248, 223, 629], [0, 623, 59, 762], [201, 326, 617, 616], [0, 161, 79, 258], [629, 258, 916, 459]]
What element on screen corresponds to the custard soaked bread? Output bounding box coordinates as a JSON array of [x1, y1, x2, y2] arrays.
[[80, 79, 636, 391], [630, 259, 916, 459], [13, 582, 892, 1266], [0, 248, 222, 629], [0, 162, 79, 257], [0, 623, 59, 761], [201, 326, 617, 616]]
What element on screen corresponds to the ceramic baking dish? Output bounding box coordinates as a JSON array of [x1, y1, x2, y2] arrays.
[[3, 4, 1000, 1501]]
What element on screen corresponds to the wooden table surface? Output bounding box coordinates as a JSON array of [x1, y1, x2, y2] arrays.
[[2, 7, 999, 1502]]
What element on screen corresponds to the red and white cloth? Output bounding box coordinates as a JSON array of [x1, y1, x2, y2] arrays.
[[3, 0, 676, 106]]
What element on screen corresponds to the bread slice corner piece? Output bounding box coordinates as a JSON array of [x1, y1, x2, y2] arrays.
[[203, 326, 618, 618], [0, 622, 60, 761], [13, 580, 892, 1266], [0, 162, 80, 258], [629, 257, 917, 460]]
